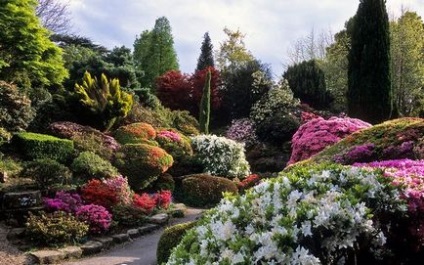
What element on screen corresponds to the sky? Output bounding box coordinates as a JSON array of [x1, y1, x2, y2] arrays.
[[63, 0, 424, 77]]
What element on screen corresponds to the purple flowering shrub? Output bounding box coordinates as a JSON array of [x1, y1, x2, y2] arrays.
[[288, 116, 371, 165], [225, 118, 258, 148], [75, 204, 112, 234], [334, 143, 377, 164], [43, 191, 83, 213]]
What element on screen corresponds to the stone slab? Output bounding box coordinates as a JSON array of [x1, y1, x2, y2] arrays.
[[80, 240, 103, 256], [112, 233, 130, 244], [28, 249, 66, 264]]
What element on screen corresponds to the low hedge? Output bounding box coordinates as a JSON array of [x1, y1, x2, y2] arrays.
[[177, 174, 238, 208], [13, 132, 74, 163], [157, 221, 197, 265]]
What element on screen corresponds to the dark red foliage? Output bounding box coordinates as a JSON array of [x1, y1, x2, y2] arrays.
[[190, 67, 222, 111]]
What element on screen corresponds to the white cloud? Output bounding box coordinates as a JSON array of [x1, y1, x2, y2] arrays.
[[65, 0, 424, 76]]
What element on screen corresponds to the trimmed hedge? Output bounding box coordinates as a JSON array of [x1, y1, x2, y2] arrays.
[[177, 174, 238, 208], [71, 151, 119, 180], [157, 221, 197, 265], [13, 132, 74, 163]]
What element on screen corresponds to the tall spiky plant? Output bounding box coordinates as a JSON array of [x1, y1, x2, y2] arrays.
[[199, 70, 211, 134]]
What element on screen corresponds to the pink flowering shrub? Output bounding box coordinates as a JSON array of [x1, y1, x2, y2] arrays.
[[157, 130, 181, 142], [155, 190, 172, 209], [104, 175, 133, 205], [75, 204, 112, 234], [43, 191, 83, 213], [288, 116, 371, 165], [156, 129, 193, 161], [225, 118, 258, 147], [300, 111, 321, 124]]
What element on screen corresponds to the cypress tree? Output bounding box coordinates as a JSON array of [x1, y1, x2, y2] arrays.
[[196, 32, 214, 71], [347, 0, 392, 124], [199, 70, 211, 134]]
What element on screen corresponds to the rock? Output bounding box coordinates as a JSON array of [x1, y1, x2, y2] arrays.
[[60, 246, 82, 260], [112, 233, 130, 244], [6, 228, 25, 241], [127, 228, 140, 239], [138, 224, 159, 235], [2, 190, 42, 209], [148, 213, 169, 224], [28, 249, 66, 264], [92, 236, 114, 249], [80, 240, 103, 256]]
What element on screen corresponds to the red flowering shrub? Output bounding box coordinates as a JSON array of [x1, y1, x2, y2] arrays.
[[236, 174, 262, 193], [288, 116, 371, 165], [114, 144, 174, 190], [114, 122, 157, 144], [133, 193, 157, 214], [156, 190, 172, 209], [75, 204, 112, 234], [80, 179, 118, 209]]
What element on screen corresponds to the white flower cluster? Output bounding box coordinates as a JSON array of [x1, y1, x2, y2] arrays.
[[166, 165, 406, 265], [191, 134, 250, 178]]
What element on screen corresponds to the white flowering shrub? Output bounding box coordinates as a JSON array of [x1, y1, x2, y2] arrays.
[[166, 164, 407, 265], [190, 135, 250, 178]]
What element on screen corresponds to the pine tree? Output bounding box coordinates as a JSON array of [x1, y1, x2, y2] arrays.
[[347, 0, 392, 124], [196, 32, 214, 71], [199, 70, 211, 134], [133, 17, 179, 88]]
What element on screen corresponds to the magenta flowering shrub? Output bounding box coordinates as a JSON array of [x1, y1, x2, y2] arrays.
[[354, 159, 424, 250], [334, 143, 376, 164], [75, 204, 112, 234], [225, 118, 258, 147], [382, 141, 415, 160], [157, 130, 181, 142], [288, 116, 371, 165], [43, 191, 83, 213]]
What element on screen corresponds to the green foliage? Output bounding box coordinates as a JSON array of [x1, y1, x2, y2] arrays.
[[199, 70, 211, 134], [25, 211, 89, 247], [0, 127, 11, 146], [150, 173, 175, 192], [255, 111, 300, 144], [177, 174, 238, 208], [390, 11, 424, 116], [71, 151, 118, 180], [283, 59, 333, 110], [14, 132, 74, 163], [196, 32, 214, 71], [114, 122, 157, 145], [0, 157, 22, 178], [0, 81, 35, 132], [114, 144, 173, 190], [111, 204, 147, 227], [20, 159, 72, 190], [348, 0, 392, 124], [71, 133, 115, 161], [156, 130, 193, 162], [170, 110, 200, 136], [157, 221, 197, 265], [74, 71, 134, 131], [0, 0, 68, 88], [133, 17, 179, 88]]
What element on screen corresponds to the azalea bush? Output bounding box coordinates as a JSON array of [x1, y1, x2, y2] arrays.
[[288, 116, 371, 165], [44, 191, 83, 213], [235, 173, 262, 193], [191, 135, 250, 178], [75, 204, 112, 234], [80, 179, 119, 209], [132, 190, 172, 214], [225, 118, 258, 148], [167, 164, 407, 265]]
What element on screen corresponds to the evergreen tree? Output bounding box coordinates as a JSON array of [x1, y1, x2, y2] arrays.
[[133, 17, 179, 88], [0, 0, 68, 88], [283, 59, 332, 110], [199, 70, 211, 134], [196, 32, 214, 71], [347, 0, 392, 124]]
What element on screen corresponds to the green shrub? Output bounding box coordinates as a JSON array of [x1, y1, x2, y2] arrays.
[[177, 174, 238, 208], [13, 132, 74, 163], [20, 159, 72, 190], [150, 173, 175, 192], [71, 133, 115, 160], [0, 127, 11, 146], [156, 129, 193, 162], [111, 204, 147, 227], [255, 111, 300, 143], [114, 144, 173, 190], [71, 151, 119, 180], [0, 81, 35, 132], [0, 157, 22, 178], [25, 211, 89, 247], [114, 122, 157, 144], [157, 221, 197, 265], [170, 110, 200, 136]]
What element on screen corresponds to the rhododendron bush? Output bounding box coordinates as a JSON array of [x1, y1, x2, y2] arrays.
[[75, 204, 112, 234], [225, 118, 258, 148], [191, 135, 250, 178], [167, 164, 408, 264], [288, 116, 371, 165], [133, 190, 172, 213]]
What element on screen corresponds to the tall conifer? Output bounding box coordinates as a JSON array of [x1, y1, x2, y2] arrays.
[[196, 32, 214, 71]]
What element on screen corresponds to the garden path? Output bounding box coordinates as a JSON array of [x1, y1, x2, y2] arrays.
[[62, 207, 203, 265]]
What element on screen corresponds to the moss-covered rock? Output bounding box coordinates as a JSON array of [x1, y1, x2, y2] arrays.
[[157, 221, 197, 265], [177, 174, 238, 208]]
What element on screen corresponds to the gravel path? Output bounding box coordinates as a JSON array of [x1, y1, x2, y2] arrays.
[[62, 207, 204, 265]]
